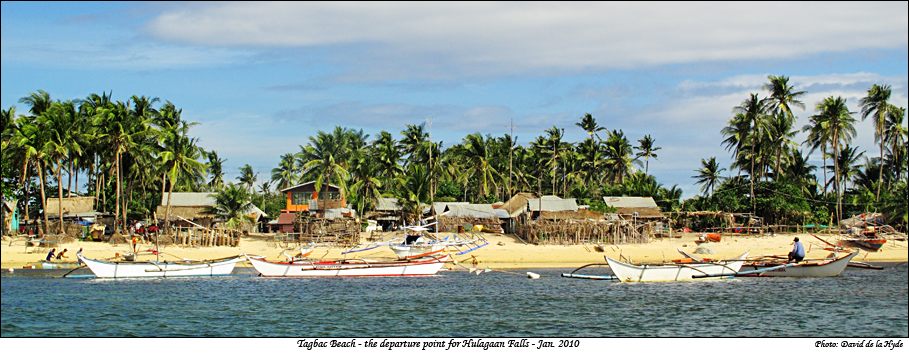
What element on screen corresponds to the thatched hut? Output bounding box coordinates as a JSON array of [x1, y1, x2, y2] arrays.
[[437, 203, 503, 233]]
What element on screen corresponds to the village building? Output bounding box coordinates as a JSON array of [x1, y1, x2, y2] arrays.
[[157, 192, 267, 231], [435, 203, 503, 233], [2, 198, 18, 236], [271, 181, 348, 232]]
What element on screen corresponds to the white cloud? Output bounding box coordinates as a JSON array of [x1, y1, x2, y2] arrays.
[[1, 40, 252, 70], [147, 2, 908, 75]]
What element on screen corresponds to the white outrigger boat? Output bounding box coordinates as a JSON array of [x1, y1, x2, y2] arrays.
[[344, 222, 488, 260], [246, 254, 450, 277], [604, 252, 750, 282], [76, 252, 243, 278], [737, 251, 859, 277]]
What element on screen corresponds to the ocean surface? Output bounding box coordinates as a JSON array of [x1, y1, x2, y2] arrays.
[[2, 264, 907, 337]]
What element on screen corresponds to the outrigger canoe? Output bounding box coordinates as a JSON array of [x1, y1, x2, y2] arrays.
[[738, 251, 858, 277], [604, 252, 749, 282], [77, 252, 243, 278], [246, 254, 449, 277]]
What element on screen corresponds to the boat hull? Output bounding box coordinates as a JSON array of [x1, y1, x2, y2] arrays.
[[388, 244, 446, 260], [77, 253, 242, 278], [741, 251, 858, 277], [606, 253, 748, 282], [248, 255, 449, 277]]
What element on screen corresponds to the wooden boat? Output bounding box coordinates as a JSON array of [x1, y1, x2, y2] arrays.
[[845, 238, 886, 251], [739, 251, 858, 277], [38, 261, 81, 269], [76, 252, 243, 278], [604, 252, 749, 282], [247, 254, 450, 277], [344, 223, 489, 260]]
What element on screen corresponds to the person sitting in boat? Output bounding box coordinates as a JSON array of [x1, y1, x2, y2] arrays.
[[788, 237, 805, 263], [56, 248, 68, 260], [45, 248, 56, 262]]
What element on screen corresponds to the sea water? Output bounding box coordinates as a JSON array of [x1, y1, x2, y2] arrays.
[[2, 264, 906, 337]]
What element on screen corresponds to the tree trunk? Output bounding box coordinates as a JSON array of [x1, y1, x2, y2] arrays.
[[821, 146, 828, 195], [877, 128, 884, 202], [37, 160, 49, 235], [164, 174, 174, 232], [20, 158, 30, 221], [833, 129, 841, 225], [67, 159, 73, 197], [114, 150, 121, 234], [750, 144, 755, 214], [56, 158, 65, 234]]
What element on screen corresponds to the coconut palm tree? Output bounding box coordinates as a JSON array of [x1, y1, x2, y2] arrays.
[[400, 123, 429, 167], [95, 100, 151, 232], [693, 157, 725, 196], [576, 113, 605, 140], [372, 131, 403, 188], [209, 183, 252, 226], [885, 106, 907, 183], [396, 164, 430, 223], [41, 101, 82, 233], [460, 133, 498, 198], [270, 153, 297, 191], [604, 130, 636, 185], [207, 151, 226, 189], [812, 96, 856, 223], [733, 93, 771, 211], [298, 131, 350, 202], [859, 84, 893, 200], [635, 134, 660, 174], [238, 164, 257, 192], [161, 130, 205, 230]]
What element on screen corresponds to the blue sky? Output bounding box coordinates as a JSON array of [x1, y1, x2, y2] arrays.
[[2, 2, 907, 198]]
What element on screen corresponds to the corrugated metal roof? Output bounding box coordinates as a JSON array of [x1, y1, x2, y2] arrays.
[[279, 181, 341, 193], [160, 192, 216, 207], [375, 197, 402, 211], [443, 204, 499, 218], [603, 196, 659, 209], [527, 195, 578, 212], [324, 208, 356, 219]]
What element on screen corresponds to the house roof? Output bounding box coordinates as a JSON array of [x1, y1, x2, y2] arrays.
[[497, 192, 536, 217], [275, 212, 296, 225], [2, 199, 17, 212], [45, 197, 96, 217], [375, 197, 402, 211], [279, 181, 341, 193], [160, 192, 216, 207], [441, 204, 500, 219], [527, 195, 578, 212], [603, 196, 663, 218]]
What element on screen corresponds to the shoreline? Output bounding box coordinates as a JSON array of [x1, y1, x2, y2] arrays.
[[2, 232, 907, 270]]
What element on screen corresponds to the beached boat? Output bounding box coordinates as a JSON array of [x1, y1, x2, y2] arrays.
[[604, 252, 749, 282], [246, 254, 450, 277], [344, 223, 489, 260], [76, 252, 243, 278], [844, 238, 886, 251], [739, 251, 858, 277]]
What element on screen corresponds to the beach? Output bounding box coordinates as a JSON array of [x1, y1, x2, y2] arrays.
[[3, 232, 906, 270]]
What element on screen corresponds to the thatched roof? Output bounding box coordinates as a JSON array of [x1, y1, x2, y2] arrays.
[[160, 192, 216, 207], [528, 195, 579, 212], [155, 206, 214, 221], [375, 197, 402, 211], [45, 197, 95, 217], [603, 196, 663, 218], [497, 192, 536, 217]]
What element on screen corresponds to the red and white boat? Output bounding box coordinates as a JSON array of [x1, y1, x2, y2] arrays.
[[246, 254, 450, 277]]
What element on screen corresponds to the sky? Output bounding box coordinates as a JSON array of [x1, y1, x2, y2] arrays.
[[2, 2, 907, 198]]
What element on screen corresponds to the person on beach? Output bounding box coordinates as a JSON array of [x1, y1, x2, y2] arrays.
[[788, 237, 805, 263], [56, 249, 68, 260], [45, 248, 56, 261]]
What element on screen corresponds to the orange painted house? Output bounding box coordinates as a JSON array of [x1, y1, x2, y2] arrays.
[[280, 181, 346, 213]]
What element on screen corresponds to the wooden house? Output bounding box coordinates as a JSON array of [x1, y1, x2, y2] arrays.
[[280, 181, 346, 214]]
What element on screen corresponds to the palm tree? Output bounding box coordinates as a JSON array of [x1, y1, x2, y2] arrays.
[[298, 131, 350, 203], [604, 130, 635, 185], [460, 133, 498, 198], [885, 106, 907, 182], [399, 123, 429, 167], [396, 164, 430, 223], [859, 84, 893, 200], [270, 153, 297, 190], [734, 93, 770, 211], [95, 99, 151, 233], [576, 113, 605, 140], [207, 151, 226, 189], [828, 145, 864, 192], [812, 96, 857, 223], [238, 164, 257, 191], [785, 150, 817, 195], [372, 131, 402, 187], [209, 183, 252, 226], [635, 134, 660, 174], [161, 132, 205, 230], [693, 157, 725, 196], [41, 101, 82, 233]]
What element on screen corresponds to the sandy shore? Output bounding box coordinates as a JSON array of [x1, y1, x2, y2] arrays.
[[2, 232, 906, 270]]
